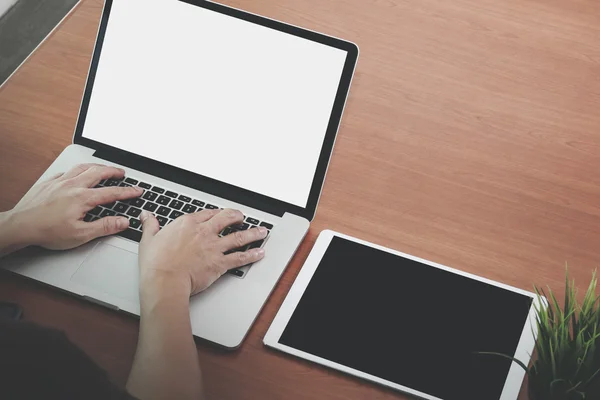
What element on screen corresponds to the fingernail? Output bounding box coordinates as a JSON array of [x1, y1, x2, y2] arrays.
[[256, 248, 265, 257], [140, 210, 150, 222], [258, 226, 267, 235], [118, 217, 129, 229]]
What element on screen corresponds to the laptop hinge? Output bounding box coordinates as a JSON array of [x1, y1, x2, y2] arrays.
[[93, 148, 286, 217]]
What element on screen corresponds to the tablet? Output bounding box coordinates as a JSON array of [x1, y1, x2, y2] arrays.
[[264, 230, 543, 400]]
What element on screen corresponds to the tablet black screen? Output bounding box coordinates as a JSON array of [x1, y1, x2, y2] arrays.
[[279, 236, 533, 399]]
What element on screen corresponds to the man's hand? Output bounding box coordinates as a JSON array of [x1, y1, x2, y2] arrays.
[[130, 209, 267, 400], [130, 209, 266, 400], [0, 163, 142, 254], [138, 208, 267, 299]]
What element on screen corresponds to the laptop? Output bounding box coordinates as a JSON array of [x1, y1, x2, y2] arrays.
[[0, 0, 358, 349]]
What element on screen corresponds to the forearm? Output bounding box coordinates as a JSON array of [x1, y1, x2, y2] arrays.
[[0, 211, 29, 257], [127, 277, 203, 400]]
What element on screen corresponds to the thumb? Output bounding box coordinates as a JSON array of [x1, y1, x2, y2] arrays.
[[85, 216, 130, 241], [140, 211, 160, 242]]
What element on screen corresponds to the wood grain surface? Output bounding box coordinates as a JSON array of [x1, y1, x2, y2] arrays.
[[2, 0, 600, 399]]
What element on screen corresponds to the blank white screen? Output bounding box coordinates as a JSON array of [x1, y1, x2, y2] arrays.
[[82, 0, 348, 208]]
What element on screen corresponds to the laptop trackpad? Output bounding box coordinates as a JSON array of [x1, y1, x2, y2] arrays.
[[71, 242, 139, 303]]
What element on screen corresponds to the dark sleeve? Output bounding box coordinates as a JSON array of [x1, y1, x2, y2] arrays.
[[0, 321, 138, 400]]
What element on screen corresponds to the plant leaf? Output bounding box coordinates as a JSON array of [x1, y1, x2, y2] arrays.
[[476, 351, 530, 372]]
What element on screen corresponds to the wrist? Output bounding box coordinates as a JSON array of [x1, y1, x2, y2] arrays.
[[0, 211, 32, 256], [139, 269, 192, 312]]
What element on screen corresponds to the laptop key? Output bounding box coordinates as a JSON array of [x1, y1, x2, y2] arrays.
[[119, 182, 131, 187], [151, 186, 165, 194], [114, 203, 128, 213], [124, 178, 138, 185], [130, 198, 145, 208], [129, 219, 141, 229], [100, 209, 116, 217], [178, 195, 191, 203], [192, 200, 205, 207], [182, 204, 197, 213], [248, 239, 265, 250], [231, 223, 250, 231], [259, 222, 273, 230], [157, 195, 171, 205], [143, 191, 158, 201], [170, 210, 184, 219], [138, 182, 152, 189], [102, 201, 116, 209], [228, 269, 245, 277], [89, 206, 102, 216], [83, 214, 94, 222], [165, 191, 178, 198], [127, 207, 142, 217], [117, 228, 142, 242], [246, 217, 260, 225], [156, 206, 171, 216], [105, 179, 120, 187], [156, 216, 168, 227], [143, 202, 158, 212], [205, 204, 218, 210], [169, 200, 184, 210]]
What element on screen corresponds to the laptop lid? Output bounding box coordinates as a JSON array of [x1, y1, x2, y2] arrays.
[[73, 0, 358, 221]]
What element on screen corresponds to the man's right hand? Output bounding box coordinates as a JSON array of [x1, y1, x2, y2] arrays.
[[138, 208, 267, 301]]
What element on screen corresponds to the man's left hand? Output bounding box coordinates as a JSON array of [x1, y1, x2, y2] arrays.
[[2, 163, 142, 252]]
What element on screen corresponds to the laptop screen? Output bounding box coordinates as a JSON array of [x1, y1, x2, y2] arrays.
[[80, 0, 349, 208]]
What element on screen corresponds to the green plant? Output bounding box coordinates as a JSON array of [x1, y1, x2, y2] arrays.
[[484, 271, 600, 399]]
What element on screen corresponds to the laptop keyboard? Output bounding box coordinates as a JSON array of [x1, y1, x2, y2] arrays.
[[84, 176, 274, 279]]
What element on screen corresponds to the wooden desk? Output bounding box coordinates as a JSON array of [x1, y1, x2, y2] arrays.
[[1, 0, 600, 398]]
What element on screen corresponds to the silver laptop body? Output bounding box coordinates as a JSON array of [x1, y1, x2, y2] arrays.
[[1, 0, 358, 348]]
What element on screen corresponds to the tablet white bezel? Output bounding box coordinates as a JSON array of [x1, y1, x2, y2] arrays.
[[264, 229, 544, 400]]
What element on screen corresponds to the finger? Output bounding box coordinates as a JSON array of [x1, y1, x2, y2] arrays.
[[219, 227, 268, 252], [206, 209, 244, 233], [81, 216, 130, 242], [87, 186, 143, 206], [140, 211, 160, 241], [189, 208, 220, 223], [72, 165, 126, 187], [60, 163, 105, 180], [221, 248, 265, 271]]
